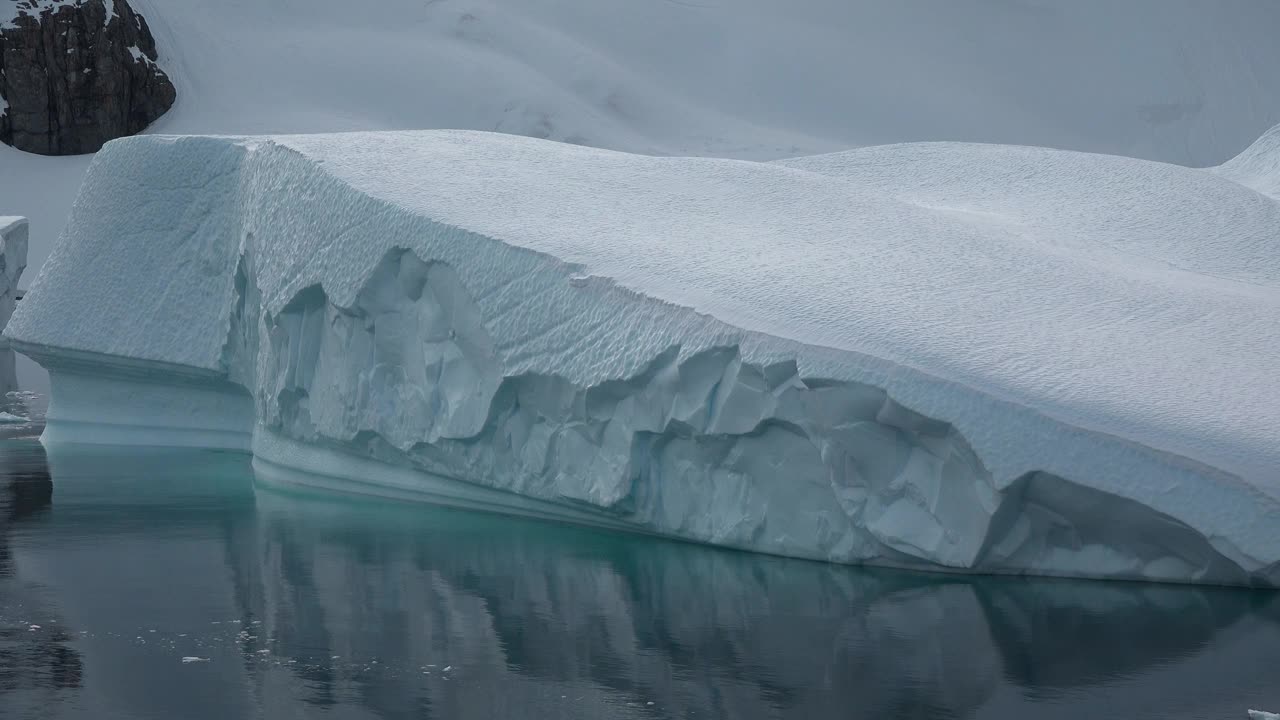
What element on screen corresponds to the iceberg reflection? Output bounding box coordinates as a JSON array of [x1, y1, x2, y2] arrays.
[[4, 442, 1278, 719]]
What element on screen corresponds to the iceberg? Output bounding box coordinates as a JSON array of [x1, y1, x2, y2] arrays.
[[0, 216, 27, 395], [7, 130, 1280, 586]]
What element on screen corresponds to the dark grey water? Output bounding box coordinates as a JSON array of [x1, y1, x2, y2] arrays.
[[0, 437, 1277, 720]]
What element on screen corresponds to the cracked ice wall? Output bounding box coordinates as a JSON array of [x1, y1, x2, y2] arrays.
[[246, 245, 1271, 586]]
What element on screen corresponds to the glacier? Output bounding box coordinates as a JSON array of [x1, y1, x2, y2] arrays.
[[6, 129, 1280, 586]]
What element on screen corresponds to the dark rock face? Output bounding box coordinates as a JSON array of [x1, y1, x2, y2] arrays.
[[0, 0, 176, 155]]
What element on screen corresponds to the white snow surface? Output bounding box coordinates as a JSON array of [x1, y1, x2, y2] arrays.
[[7, 129, 1280, 585], [6, 0, 1280, 289]]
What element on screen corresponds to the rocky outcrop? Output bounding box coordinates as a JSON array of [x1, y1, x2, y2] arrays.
[[0, 0, 175, 155]]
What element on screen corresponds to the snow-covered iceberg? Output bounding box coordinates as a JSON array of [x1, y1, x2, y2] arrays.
[[7, 130, 1280, 586]]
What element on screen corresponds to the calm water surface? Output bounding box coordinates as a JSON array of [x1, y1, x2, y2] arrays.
[[0, 437, 1277, 720]]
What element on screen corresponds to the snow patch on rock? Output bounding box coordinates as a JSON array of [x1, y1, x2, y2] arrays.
[[2, 1, 81, 30]]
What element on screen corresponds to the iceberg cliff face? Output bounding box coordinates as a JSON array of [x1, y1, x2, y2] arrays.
[[0, 217, 27, 394], [7, 131, 1280, 586]]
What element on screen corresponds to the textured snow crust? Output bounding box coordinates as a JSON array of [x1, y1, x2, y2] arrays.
[[7, 130, 1280, 585]]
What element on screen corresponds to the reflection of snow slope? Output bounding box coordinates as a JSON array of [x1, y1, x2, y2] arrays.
[[10, 129, 1280, 585]]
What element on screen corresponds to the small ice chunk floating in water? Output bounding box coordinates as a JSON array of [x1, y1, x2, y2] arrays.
[[7, 128, 1280, 587]]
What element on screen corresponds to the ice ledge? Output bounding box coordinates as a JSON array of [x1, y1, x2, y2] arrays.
[[251, 426, 1279, 587]]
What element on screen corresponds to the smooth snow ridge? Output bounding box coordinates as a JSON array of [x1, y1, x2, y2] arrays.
[[7, 130, 1280, 586], [1214, 124, 1280, 200]]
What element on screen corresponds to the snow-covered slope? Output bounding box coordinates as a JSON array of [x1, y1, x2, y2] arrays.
[[1214, 124, 1280, 200], [129, 0, 1280, 164], [5, 0, 1280, 287], [8, 129, 1279, 586]]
